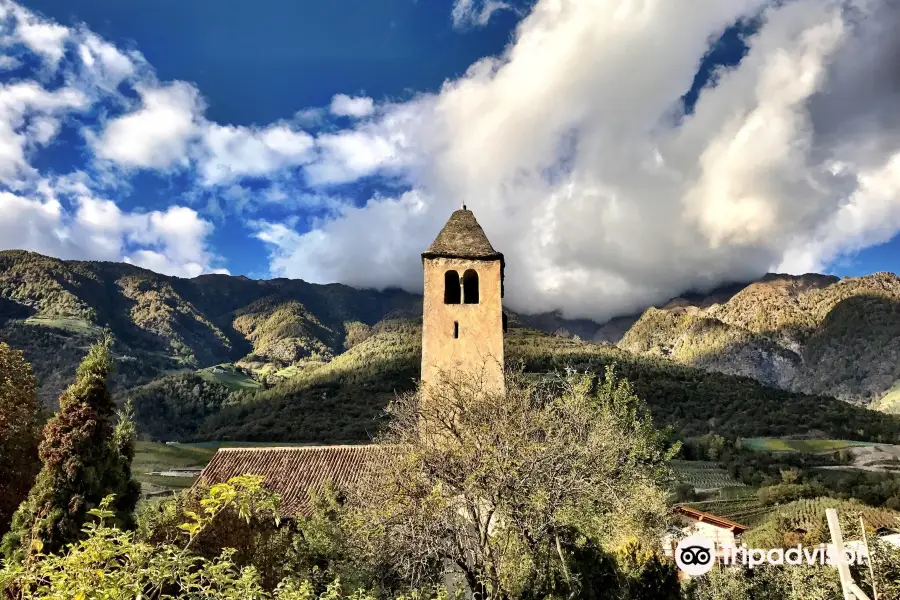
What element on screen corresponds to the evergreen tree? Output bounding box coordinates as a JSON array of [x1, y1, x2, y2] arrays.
[[1, 336, 140, 560], [0, 343, 41, 538]]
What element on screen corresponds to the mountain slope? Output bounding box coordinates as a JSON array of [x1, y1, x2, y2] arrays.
[[0, 250, 592, 406], [0, 250, 423, 405], [620, 272, 900, 404], [188, 322, 900, 444]]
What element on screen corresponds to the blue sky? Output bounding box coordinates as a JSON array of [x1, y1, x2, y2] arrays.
[[2, 0, 900, 320]]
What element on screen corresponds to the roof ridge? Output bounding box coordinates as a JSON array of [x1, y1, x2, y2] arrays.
[[217, 444, 382, 452]]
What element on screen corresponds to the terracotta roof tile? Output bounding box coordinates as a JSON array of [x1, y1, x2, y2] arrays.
[[195, 445, 388, 517], [673, 505, 748, 533]]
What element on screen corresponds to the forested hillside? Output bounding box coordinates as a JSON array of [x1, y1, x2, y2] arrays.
[[134, 320, 900, 445], [620, 272, 900, 405], [0, 250, 592, 406], [3, 250, 900, 444]]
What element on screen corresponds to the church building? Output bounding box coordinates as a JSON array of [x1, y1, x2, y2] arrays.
[[421, 205, 506, 400], [195, 207, 506, 517]]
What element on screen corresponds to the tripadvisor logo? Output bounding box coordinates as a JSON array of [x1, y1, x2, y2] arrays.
[[675, 535, 716, 576], [674, 534, 868, 576]]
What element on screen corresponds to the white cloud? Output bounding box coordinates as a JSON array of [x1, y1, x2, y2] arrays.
[[199, 123, 315, 185], [304, 98, 427, 185], [93, 81, 202, 170], [5, 0, 900, 322], [330, 94, 375, 118], [76, 31, 136, 89], [451, 0, 512, 28], [8, 3, 69, 67], [0, 180, 226, 278], [0, 55, 21, 70], [0, 82, 88, 183], [0, 189, 67, 254], [257, 0, 900, 321], [254, 190, 427, 287]]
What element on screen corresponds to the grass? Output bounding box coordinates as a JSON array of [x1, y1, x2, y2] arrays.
[[875, 381, 900, 415], [140, 475, 198, 489], [197, 364, 263, 391], [133, 441, 217, 474], [133, 441, 317, 497], [178, 441, 315, 449], [740, 438, 874, 453], [23, 316, 99, 335], [274, 361, 326, 380]]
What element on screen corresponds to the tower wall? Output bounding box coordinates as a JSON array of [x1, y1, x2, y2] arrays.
[[421, 256, 505, 398]]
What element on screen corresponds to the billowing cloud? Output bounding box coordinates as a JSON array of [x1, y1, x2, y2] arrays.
[[92, 82, 203, 170], [6, 2, 68, 67], [0, 81, 88, 183], [330, 94, 375, 118], [5, 0, 900, 320], [0, 179, 227, 277], [256, 0, 900, 321], [199, 123, 315, 185]]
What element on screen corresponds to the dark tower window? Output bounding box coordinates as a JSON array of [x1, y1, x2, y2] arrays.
[[462, 269, 479, 304], [453, 321, 459, 338], [502, 312, 508, 333], [444, 270, 460, 304]]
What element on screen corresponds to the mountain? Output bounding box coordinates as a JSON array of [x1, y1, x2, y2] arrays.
[[2, 250, 899, 444], [0, 250, 595, 406], [619, 272, 900, 405], [0, 250, 421, 405], [190, 322, 900, 444]]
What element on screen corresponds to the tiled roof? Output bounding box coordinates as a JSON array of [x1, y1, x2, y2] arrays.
[[673, 505, 748, 533], [422, 208, 502, 261], [195, 445, 387, 517]]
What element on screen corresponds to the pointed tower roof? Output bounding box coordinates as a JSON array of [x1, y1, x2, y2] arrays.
[[422, 206, 503, 261]]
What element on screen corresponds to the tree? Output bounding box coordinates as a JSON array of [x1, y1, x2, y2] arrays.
[[2, 475, 449, 600], [0, 343, 41, 538], [1, 337, 140, 560], [347, 366, 679, 599]]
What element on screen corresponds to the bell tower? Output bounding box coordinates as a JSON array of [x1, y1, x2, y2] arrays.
[[421, 206, 505, 398]]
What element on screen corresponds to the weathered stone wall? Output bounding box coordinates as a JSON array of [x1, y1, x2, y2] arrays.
[[421, 256, 504, 398]]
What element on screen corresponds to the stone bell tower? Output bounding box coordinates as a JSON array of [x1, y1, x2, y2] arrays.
[[421, 205, 505, 398]]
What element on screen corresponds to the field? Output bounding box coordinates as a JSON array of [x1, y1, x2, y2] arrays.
[[671, 460, 745, 490], [133, 441, 217, 497], [23, 316, 100, 335], [875, 381, 900, 415], [740, 438, 874, 453], [197, 364, 263, 391], [180, 441, 314, 449], [133, 441, 316, 498], [745, 498, 900, 546]]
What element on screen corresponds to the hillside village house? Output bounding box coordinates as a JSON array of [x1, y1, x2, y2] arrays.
[[662, 505, 748, 560], [197, 206, 507, 514]]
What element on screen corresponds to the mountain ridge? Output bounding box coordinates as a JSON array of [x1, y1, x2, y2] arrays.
[[2, 250, 899, 412]]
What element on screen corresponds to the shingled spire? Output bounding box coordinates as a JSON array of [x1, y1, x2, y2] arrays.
[[422, 207, 503, 261]]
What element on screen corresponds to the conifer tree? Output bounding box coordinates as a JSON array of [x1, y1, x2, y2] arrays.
[[0, 343, 41, 538], [0, 336, 140, 560]]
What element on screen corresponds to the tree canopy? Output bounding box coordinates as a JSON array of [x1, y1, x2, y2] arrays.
[[1, 337, 139, 560], [0, 343, 41, 538]]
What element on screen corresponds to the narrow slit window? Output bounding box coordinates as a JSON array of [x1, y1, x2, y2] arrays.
[[502, 312, 508, 333], [462, 269, 479, 304], [453, 321, 459, 339], [444, 271, 461, 304]]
